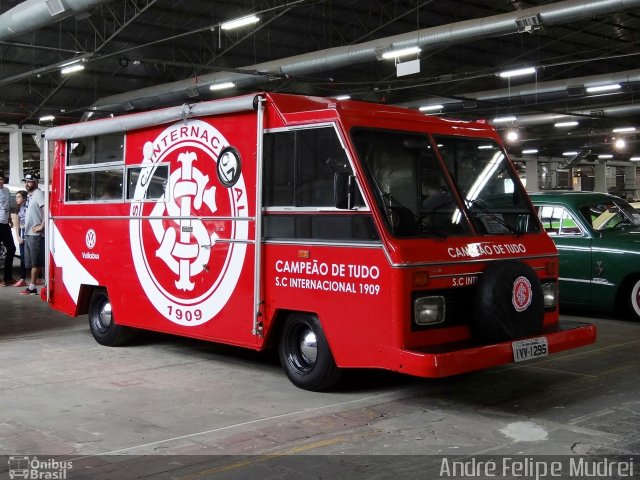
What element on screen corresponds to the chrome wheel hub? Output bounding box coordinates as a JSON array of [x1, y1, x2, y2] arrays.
[[299, 330, 317, 365], [99, 301, 113, 328]]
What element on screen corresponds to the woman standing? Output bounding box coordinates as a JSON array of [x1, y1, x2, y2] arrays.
[[13, 190, 28, 287]]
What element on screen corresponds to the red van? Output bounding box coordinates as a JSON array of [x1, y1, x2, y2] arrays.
[[43, 93, 595, 390]]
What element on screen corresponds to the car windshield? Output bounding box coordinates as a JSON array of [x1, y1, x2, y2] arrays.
[[586, 199, 640, 231], [351, 128, 539, 237]]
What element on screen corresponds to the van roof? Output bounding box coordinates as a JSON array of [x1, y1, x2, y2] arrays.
[[45, 92, 495, 141]]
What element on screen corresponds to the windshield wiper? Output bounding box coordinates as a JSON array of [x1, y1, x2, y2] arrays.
[[465, 197, 522, 236]]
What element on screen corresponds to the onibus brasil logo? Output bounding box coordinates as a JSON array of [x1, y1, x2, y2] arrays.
[[129, 120, 248, 326]]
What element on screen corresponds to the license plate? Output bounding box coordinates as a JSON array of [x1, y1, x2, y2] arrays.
[[512, 337, 548, 362]]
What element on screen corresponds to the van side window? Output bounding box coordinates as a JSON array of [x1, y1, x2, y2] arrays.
[[126, 165, 169, 200], [263, 127, 363, 207], [263, 131, 295, 206], [65, 134, 125, 202], [68, 134, 124, 166], [66, 169, 123, 201], [263, 126, 377, 242]]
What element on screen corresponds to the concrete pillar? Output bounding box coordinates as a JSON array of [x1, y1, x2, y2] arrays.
[[525, 158, 538, 191], [8, 130, 23, 186], [625, 165, 638, 199], [594, 162, 608, 193], [549, 161, 559, 189]]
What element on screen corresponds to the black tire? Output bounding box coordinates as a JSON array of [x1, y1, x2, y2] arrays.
[[472, 260, 544, 343], [88, 290, 132, 346], [628, 278, 640, 321], [278, 314, 342, 391]]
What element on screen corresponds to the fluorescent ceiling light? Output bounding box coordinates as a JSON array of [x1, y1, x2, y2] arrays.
[[333, 95, 351, 100], [209, 82, 235, 91], [493, 116, 517, 123], [522, 149, 538, 154], [220, 15, 259, 30], [612, 127, 636, 133], [598, 154, 613, 159], [586, 83, 621, 93], [554, 121, 579, 128], [478, 145, 494, 150], [381, 46, 421, 59], [419, 104, 443, 112], [498, 66, 536, 78], [630, 157, 640, 161], [562, 151, 579, 156], [61, 64, 85, 74], [39, 115, 55, 122]]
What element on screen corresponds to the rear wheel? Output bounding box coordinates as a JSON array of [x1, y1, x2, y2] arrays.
[[279, 314, 342, 391], [628, 278, 640, 321], [88, 290, 132, 346]]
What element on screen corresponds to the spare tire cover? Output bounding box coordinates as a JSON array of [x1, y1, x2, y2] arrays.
[[472, 260, 544, 343]]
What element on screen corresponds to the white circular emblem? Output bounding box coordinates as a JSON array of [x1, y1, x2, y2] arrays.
[[85, 229, 97, 249], [129, 120, 248, 326], [512, 276, 533, 312], [217, 147, 241, 187]]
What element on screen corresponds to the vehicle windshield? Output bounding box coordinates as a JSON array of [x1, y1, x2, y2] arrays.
[[351, 128, 539, 237], [585, 199, 640, 231]]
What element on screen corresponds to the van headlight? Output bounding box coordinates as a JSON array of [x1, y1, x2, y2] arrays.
[[542, 282, 558, 308], [414, 296, 445, 325]]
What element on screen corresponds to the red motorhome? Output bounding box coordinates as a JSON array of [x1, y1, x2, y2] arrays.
[[44, 93, 596, 390]]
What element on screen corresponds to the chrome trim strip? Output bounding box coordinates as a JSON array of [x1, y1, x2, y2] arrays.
[[559, 277, 616, 287], [264, 206, 371, 213], [253, 97, 265, 336], [51, 215, 255, 221], [390, 253, 557, 268], [215, 239, 255, 245], [430, 265, 546, 279], [262, 239, 384, 249]]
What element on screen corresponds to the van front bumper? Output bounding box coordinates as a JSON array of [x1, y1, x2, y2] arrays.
[[391, 321, 596, 378]]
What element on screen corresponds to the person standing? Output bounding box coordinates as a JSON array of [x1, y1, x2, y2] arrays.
[[13, 190, 28, 287], [21, 173, 45, 295], [0, 172, 16, 286]]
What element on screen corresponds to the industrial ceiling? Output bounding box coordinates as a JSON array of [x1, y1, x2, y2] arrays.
[[0, 0, 639, 166]]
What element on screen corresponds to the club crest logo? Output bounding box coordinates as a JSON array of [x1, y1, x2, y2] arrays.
[[512, 276, 532, 312], [129, 120, 248, 326]]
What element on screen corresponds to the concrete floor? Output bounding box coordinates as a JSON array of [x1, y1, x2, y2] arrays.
[[1, 261, 639, 478]]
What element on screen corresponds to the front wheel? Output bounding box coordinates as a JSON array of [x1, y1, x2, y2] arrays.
[[88, 290, 132, 346], [278, 314, 342, 391], [628, 278, 640, 321]]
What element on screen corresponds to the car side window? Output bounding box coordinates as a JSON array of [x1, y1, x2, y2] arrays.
[[558, 209, 583, 235], [537, 205, 583, 236]]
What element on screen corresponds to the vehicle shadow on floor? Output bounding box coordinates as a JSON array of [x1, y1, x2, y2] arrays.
[[69, 314, 640, 421]]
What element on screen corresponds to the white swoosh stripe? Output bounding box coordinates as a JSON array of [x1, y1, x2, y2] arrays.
[[51, 222, 98, 304]]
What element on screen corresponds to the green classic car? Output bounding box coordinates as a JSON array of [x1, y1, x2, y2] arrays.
[[529, 191, 640, 321]]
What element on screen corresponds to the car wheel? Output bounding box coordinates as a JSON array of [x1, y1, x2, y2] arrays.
[[629, 278, 640, 321], [88, 290, 132, 346], [472, 260, 544, 343], [279, 313, 342, 391]]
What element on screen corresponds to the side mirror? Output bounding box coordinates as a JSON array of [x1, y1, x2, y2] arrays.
[[334, 171, 355, 210]]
